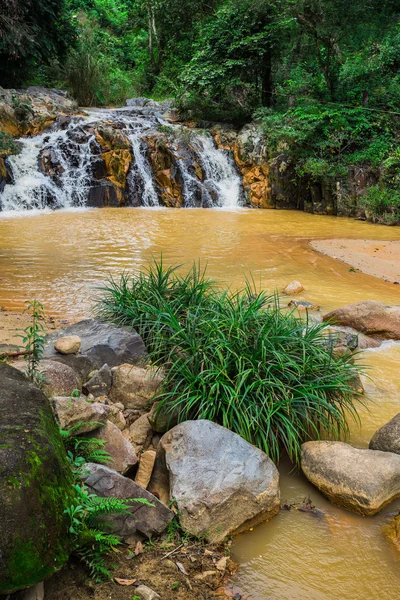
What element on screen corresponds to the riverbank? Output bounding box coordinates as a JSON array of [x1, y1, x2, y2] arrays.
[[0, 310, 73, 346], [311, 239, 400, 284]]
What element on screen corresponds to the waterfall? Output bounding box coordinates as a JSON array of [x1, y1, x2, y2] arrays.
[[0, 107, 243, 212]]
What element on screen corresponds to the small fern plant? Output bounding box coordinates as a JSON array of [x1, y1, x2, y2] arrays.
[[60, 424, 112, 474]]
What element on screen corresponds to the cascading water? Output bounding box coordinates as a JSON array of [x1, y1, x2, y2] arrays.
[[0, 106, 243, 212]]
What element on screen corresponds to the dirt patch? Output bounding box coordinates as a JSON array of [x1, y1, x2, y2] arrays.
[[311, 239, 400, 283], [43, 539, 243, 600]]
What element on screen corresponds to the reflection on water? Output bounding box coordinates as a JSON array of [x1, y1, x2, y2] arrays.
[[1, 206, 400, 599]]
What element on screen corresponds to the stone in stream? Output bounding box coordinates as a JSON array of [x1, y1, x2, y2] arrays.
[[301, 441, 400, 515], [110, 364, 163, 410], [369, 413, 400, 455], [54, 335, 81, 355], [323, 301, 400, 340], [283, 280, 304, 295], [288, 299, 320, 312], [52, 396, 111, 433], [159, 420, 280, 542], [43, 319, 146, 379], [0, 363, 73, 594], [81, 463, 174, 540]]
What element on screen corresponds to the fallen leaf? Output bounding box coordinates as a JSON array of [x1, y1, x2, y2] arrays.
[[176, 561, 188, 575], [114, 578, 136, 586], [134, 540, 144, 555], [215, 556, 228, 572]]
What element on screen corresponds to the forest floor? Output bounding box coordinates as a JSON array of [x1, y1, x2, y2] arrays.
[[311, 239, 400, 284]]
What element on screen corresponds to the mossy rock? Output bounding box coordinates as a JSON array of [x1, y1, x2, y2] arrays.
[[0, 363, 74, 594]]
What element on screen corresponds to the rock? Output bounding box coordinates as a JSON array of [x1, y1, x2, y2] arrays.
[[123, 412, 153, 454], [17, 582, 44, 600], [110, 365, 163, 410], [40, 360, 82, 397], [148, 401, 178, 433], [0, 364, 73, 594], [135, 450, 157, 489], [54, 335, 81, 355], [301, 441, 400, 515], [83, 364, 112, 398], [370, 414, 400, 454], [148, 449, 170, 505], [52, 396, 111, 433], [107, 403, 126, 431], [160, 420, 280, 542], [81, 463, 174, 539], [90, 420, 138, 474], [135, 585, 160, 600], [323, 301, 400, 340], [288, 299, 320, 311], [43, 319, 146, 376], [325, 325, 380, 352], [283, 280, 304, 295]]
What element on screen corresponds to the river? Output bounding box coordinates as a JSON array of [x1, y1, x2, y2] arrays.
[[0, 206, 400, 599]]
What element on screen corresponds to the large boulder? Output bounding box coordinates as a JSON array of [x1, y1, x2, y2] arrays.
[[40, 360, 82, 398], [0, 364, 73, 594], [43, 319, 146, 378], [89, 420, 138, 475], [301, 441, 400, 515], [81, 463, 174, 540], [52, 396, 111, 433], [323, 301, 400, 340], [160, 420, 280, 542], [110, 365, 163, 410], [370, 414, 400, 454]]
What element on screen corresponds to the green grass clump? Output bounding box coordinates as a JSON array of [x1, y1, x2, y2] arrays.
[[96, 259, 364, 464]]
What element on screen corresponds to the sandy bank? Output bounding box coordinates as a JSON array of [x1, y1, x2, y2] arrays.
[[0, 311, 73, 346], [311, 239, 400, 284]]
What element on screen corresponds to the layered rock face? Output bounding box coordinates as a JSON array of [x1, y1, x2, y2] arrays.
[[0, 364, 73, 594]]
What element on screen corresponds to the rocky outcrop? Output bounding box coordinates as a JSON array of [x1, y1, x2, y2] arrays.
[[159, 420, 280, 542], [110, 364, 163, 410], [0, 87, 78, 137], [0, 364, 73, 594], [370, 414, 400, 454], [145, 134, 184, 207], [81, 463, 174, 540], [323, 301, 400, 340], [43, 319, 146, 378], [301, 441, 400, 515]]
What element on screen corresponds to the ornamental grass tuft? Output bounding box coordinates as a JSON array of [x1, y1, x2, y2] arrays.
[[96, 259, 365, 463]]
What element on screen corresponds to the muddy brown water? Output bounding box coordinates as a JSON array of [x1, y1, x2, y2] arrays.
[[1, 207, 400, 599]]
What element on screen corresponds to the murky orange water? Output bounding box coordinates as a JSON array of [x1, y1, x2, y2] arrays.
[[1, 206, 400, 599]]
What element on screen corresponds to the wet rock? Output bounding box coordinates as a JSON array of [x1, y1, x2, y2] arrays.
[[0, 364, 73, 594], [288, 299, 320, 311], [283, 280, 304, 295], [323, 301, 400, 340], [81, 463, 174, 539], [52, 396, 111, 433], [135, 585, 160, 600], [43, 319, 146, 373], [89, 420, 138, 474], [83, 364, 112, 398], [325, 325, 380, 352], [41, 360, 82, 397], [110, 365, 163, 410], [135, 450, 157, 489], [160, 420, 280, 542], [54, 335, 81, 355], [370, 413, 400, 455], [301, 441, 400, 515], [123, 412, 153, 454]]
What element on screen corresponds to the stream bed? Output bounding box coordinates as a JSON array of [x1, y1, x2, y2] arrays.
[[1, 207, 400, 598]]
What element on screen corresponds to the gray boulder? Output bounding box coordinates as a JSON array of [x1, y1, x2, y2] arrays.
[[43, 319, 146, 378], [370, 414, 400, 454], [301, 441, 400, 515], [52, 396, 111, 433], [160, 420, 280, 542], [0, 364, 73, 594], [83, 364, 112, 398], [323, 301, 400, 340], [81, 463, 174, 539]]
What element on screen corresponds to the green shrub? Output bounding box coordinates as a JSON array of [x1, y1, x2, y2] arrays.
[[96, 260, 364, 464], [0, 131, 20, 158], [361, 185, 400, 224]]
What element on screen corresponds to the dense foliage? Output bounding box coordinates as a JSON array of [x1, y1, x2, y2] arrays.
[[97, 260, 364, 463]]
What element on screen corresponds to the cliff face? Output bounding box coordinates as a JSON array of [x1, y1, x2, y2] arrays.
[[211, 122, 377, 217]]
